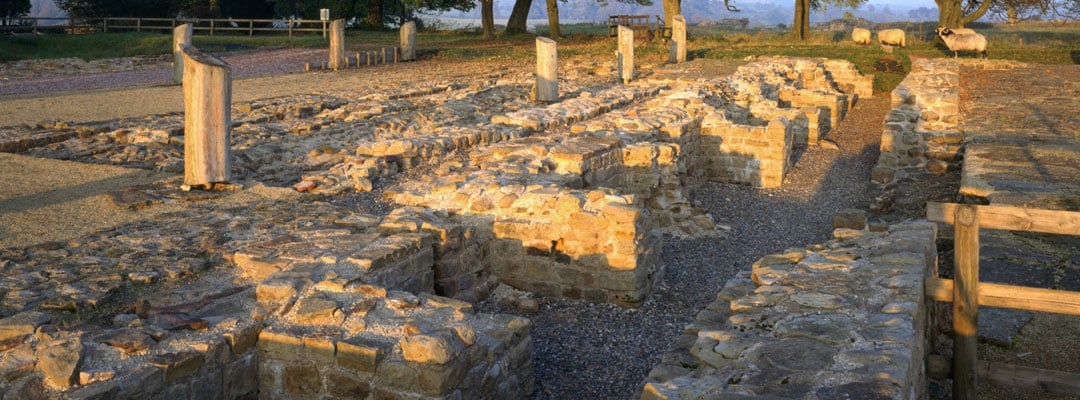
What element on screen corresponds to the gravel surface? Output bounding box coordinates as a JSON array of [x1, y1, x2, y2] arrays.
[[0, 48, 327, 97], [0, 50, 890, 398]]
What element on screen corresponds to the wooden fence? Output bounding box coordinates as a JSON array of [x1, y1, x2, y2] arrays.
[[925, 202, 1080, 400], [0, 17, 329, 37]]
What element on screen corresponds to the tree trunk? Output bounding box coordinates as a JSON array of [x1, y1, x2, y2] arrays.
[[663, 0, 681, 28], [365, 0, 384, 28], [481, 0, 494, 38], [545, 0, 560, 38], [935, 0, 993, 28], [505, 0, 532, 35], [1006, 1, 1019, 24], [793, 0, 809, 40]]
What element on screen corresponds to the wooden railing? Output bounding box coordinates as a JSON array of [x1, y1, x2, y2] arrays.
[[925, 202, 1080, 400], [0, 17, 329, 37]]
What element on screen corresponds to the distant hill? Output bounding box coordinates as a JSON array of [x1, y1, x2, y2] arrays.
[[444, 0, 928, 27]]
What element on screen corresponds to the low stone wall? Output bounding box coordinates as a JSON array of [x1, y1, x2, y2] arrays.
[[872, 58, 1029, 212], [641, 222, 937, 399], [258, 286, 533, 400]]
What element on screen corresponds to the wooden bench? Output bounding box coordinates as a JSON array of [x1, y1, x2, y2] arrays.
[[607, 15, 670, 40]]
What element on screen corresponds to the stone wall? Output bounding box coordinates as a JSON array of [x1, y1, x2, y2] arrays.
[[641, 222, 937, 399], [258, 286, 533, 400], [0, 201, 533, 400]]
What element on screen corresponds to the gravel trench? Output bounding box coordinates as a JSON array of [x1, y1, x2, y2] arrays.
[[0, 51, 888, 399]]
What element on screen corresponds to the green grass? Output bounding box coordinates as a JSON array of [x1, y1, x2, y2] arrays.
[[2, 21, 1075, 93]]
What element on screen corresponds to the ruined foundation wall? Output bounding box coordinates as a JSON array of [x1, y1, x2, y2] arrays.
[[642, 222, 937, 400]]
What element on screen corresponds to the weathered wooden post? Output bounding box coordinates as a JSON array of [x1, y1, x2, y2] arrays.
[[400, 21, 416, 61], [172, 24, 192, 84], [617, 25, 633, 84], [953, 204, 979, 400], [669, 15, 686, 63], [535, 36, 558, 102], [181, 44, 232, 188], [329, 19, 345, 70]]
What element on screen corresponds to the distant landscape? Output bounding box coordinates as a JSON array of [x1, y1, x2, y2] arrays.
[[29, 0, 942, 28]]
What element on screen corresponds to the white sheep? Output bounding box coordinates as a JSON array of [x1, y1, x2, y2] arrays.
[[936, 26, 976, 36], [937, 27, 988, 59], [852, 27, 871, 45], [877, 28, 906, 48]]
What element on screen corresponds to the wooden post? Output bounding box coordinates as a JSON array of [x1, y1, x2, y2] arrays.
[[248, 20, 253, 37], [618, 25, 634, 84], [173, 24, 192, 85], [209, 19, 214, 36], [400, 21, 416, 61], [181, 44, 232, 187], [535, 36, 558, 102], [669, 15, 686, 63], [329, 19, 345, 71], [953, 204, 979, 400]]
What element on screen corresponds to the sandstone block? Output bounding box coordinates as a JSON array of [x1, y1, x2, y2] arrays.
[[38, 338, 84, 390], [147, 350, 204, 384]]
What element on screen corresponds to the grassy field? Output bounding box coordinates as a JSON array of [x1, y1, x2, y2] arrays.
[[1, 21, 1075, 93]]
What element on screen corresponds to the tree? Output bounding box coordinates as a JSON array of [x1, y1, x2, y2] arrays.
[[663, 0, 737, 27], [504, 0, 531, 34], [56, 0, 185, 18], [545, 0, 559, 37], [987, 0, 1080, 23], [1, 0, 31, 22], [480, 0, 494, 37], [792, 0, 866, 40], [935, 0, 992, 28]]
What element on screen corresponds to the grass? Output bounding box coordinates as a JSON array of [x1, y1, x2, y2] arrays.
[[2, 21, 1075, 93]]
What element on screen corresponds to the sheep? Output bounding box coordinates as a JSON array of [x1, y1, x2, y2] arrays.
[[936, 26, 976, 36], [852, 27, 871, 45], [937, 27, 988, 59], [877, 28, 906, 48]]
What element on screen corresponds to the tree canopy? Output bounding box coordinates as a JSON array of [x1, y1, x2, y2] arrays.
[[54, 0, 472, 27], [1, 0, 31, 21]]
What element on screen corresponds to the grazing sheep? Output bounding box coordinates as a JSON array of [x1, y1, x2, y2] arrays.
[[877, 28, 906, 48], [852, 27, 871, 45], [936, 26, 976, 36], [937, 27, 988, 59]]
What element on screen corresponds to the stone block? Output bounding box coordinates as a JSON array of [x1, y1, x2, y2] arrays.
[[147, 351, 204, 385]]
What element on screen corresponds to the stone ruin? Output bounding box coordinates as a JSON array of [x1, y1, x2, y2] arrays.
[[0, 56, 875, 399]]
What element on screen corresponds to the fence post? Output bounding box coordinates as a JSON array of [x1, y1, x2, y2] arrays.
[[400, 21, 416, 61], [248, 20, 253, 37], [953, 204, 980, 400], [288, 20, 293, 37], [535, 36, 558, 102], [173, 24, 193, 84], [617, 25, 634, 84], [209, 19, 214, 36], [180, 44, 232, 188], [102, 17, 107, 33], [329, 19, 345, 70], [669, 14, 686, 63]]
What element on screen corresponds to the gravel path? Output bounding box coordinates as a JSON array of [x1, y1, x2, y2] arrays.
[[0, 48, 327, 97], [0, 51, 889, 398]]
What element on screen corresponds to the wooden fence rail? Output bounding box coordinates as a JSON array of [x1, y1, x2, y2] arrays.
[[0, 17, 329, 37], [925, 202, 1080, 400]]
